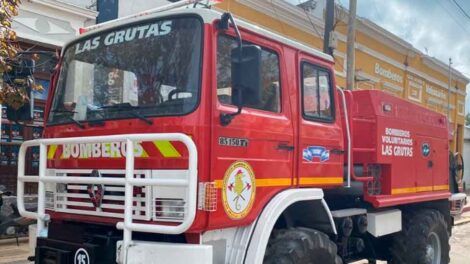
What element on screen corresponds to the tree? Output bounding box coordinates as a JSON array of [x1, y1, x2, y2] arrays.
[[466, 113, 470, 126], [0, 0, 43, 110]]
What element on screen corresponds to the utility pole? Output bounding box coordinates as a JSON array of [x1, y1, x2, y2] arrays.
[[323, 0, 335, 55], [448, 58, 452, 121], [346, 0, 357, 90]]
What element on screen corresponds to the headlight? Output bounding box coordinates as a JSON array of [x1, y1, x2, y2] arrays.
[[45, 184, 67, 210], [45, 190, 55, 210], [154, 198, 185, 221]]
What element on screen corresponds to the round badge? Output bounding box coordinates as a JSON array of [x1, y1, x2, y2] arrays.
[[74, 248, 90, 264], [222, 161, 256, 220]]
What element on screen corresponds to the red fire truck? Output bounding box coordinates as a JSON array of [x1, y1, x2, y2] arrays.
[[15, 1, 465, 263]]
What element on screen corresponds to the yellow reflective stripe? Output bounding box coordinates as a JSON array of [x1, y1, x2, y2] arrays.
[[298, 177, 344, 185], [391, 185, 449, 195], [47, 145, 58, 160], [153, 141, 181, 158], [214, 177, 343, 189], [215, 180, 223, 189], [256, 178, 292, 187], [433, 185, 450, 191], [140, 147, 149, 158]]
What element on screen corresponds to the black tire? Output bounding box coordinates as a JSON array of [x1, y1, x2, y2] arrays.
[[390, 209, 450, 264], [263, 227, 342, 264]]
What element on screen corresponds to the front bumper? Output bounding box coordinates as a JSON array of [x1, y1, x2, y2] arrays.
[[117, 241, 212, 264], [34, 238, 213, 264], [35, 237, 117, 264]]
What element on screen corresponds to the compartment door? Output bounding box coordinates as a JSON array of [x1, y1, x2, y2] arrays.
[[415, 136, 434, 191]]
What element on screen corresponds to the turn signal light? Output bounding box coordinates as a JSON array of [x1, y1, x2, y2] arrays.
[[198, 182, 217, 212]]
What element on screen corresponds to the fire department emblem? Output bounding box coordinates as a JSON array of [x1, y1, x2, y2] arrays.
[[87, 170, 104, 208], [222, 161, 256, 220]]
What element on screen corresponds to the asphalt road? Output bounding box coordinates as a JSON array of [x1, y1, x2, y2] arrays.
[[450, 222, 470, 264], [0, 223, 469, 264]]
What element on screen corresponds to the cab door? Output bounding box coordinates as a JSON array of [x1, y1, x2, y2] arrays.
[[209, 33, 294, 228], [297, 55, 344, 187]]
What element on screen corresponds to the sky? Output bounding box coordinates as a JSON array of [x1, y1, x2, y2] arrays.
[[289, 0, 470, 113]]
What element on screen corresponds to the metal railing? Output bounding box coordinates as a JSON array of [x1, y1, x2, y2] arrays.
[[17, 133, 198, 262]]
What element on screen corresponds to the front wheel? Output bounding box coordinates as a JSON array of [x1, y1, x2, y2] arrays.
[[263, 227, 342, 264], [390, 209, 450, 264]]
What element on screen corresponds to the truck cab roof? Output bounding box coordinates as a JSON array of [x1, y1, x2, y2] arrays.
[[72, 6, 334, 63]]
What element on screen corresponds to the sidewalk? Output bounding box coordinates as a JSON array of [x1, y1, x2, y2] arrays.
[[454, 198, 470, 225], [0, 238, 31, 264]]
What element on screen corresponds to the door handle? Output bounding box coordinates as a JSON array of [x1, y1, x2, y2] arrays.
[[277, 143, 294, 151], [330, 149, 345, 155], [428, 160, 433, 168]]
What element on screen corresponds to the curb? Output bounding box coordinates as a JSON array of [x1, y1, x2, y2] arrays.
[[455, 217, 470, 226]]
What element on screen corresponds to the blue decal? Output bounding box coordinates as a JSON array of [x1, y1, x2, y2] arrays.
[[422, 143, 430, 157], [303, 146, 330, 162]]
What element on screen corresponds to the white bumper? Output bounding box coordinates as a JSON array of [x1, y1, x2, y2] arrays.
[[117, 241, 212, 264]]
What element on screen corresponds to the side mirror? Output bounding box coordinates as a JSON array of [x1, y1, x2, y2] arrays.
[[231, 45, 262, 107]]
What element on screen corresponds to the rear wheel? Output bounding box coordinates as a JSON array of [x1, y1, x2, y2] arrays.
[[390, 209, 450, 264], [263, 227, 342, 264]]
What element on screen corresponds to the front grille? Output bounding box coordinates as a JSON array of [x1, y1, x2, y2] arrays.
[[53, 170, 152, 221]]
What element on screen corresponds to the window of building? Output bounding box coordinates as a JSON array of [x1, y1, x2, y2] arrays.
[[458, 100, 465, 116], [301, 62, 333, 121], [217, 35, 281, 113]]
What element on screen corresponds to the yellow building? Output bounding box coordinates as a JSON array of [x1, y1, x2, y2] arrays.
[[215, 0, 469, 153]]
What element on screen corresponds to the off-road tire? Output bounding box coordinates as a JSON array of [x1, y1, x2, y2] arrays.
[[390, 209, 450, 264], [263, 227, 342, 264]]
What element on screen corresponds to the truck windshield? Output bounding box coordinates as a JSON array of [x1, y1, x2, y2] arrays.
[[48, 16, 202, 125]]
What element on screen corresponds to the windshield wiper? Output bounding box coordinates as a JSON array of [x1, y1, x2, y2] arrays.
[[51, 109, 85, 129], [100, 103, 153, 125]]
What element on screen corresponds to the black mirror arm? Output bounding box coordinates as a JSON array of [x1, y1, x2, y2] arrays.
[[220, 87, 243, 126], [219, 13, 244, 127], [220, 13, 243, 49]]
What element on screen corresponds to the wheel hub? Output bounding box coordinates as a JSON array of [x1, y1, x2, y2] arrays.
[[425, 232, 441, 264]]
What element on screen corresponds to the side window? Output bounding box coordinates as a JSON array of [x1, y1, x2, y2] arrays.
[[217, 35, 281, 112], [301, 62, 333, 121]]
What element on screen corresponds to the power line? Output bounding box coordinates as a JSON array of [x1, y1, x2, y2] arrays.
[[449, 0, 470, 20], [435, 0, 470, 36], [298, 0, 323, 38]]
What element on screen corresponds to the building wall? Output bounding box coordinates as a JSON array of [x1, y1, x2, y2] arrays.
[[12, 0, 97, 48], [58, 0, 96, 9], [0, 0, 98, 192], [118, 0, 169, 17], [111, 0, 468, 152], [214, 0, 469, 152], [464, 127, 470, 186]]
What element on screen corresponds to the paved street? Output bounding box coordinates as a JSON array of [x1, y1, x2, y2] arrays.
[[450, 221, 470, 264], [0, 223, 469, 264], [0, 238, 30, 264]]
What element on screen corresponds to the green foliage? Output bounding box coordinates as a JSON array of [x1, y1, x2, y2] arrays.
[[0, 1, 44, 110]]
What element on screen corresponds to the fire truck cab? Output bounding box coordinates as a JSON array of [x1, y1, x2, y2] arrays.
[[16, 3, 464, 264]]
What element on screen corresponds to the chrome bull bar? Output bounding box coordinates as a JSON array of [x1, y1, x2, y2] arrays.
[[17, 133, 198, 262]]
